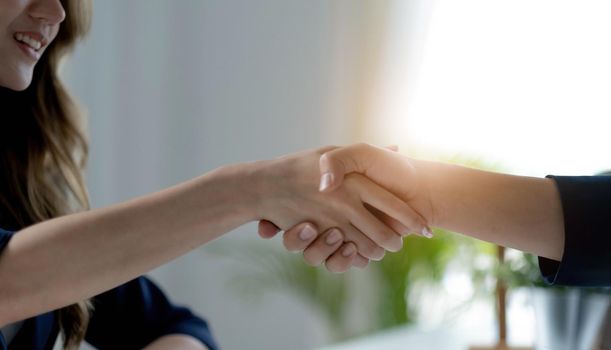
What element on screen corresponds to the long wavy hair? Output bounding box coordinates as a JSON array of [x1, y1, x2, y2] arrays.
[[0, 0, 92, 348]]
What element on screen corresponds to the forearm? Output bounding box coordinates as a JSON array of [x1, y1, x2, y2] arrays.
[[143, 335, 209, 350], [0, 163, 258, 326], [414, 159, 565, 261]]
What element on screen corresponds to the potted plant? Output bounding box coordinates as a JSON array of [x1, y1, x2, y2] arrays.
[[498, 250, 611, 350]]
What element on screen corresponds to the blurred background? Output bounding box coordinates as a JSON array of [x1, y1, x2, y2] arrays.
[[61, 0, 611, 349]]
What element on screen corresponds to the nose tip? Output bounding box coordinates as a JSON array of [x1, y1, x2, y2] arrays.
[[29, 0, 66, 25]]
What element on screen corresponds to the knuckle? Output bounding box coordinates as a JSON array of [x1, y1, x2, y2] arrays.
[[355, 142, 368, 151], [283, 232, 304, 252], [282, 236, 298, 252], [354, 142, 374, 154], [317, 145, 339, 155], [320, 152, 338, 167]]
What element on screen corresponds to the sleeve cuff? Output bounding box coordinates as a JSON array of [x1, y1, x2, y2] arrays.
[[538, 255, 562, 285], [539, 175, 611, 287]]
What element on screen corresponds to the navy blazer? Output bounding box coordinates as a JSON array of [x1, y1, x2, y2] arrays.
[[539, 175, 611, 286], [0, 228, 218, 350]]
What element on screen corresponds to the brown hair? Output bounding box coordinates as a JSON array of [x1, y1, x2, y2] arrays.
[[0, 0, 93, 348]]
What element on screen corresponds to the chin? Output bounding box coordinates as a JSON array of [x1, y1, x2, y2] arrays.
[[13, 74, 33, 91], [12, 82, 31, 91], [2, 77, 32, 91], [0, 69, 34, 91]]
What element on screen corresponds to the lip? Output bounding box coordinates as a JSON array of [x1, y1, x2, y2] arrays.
[[15, 39, 42, 61]]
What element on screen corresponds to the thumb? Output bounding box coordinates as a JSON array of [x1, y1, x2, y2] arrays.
[[319, 143, 375, 193]]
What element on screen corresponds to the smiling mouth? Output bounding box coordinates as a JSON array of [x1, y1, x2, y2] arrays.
[[14, 33, 44, 52]]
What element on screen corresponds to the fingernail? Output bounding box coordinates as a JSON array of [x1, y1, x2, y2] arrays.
[[393, 237, 403, 252], [370, 248, 385, 261], [326, 230, 342, 245], [421, 227, 434, 239], [319, 172, 334, 192], [342, 244, 356, 257], [299, 225, 316, 241]]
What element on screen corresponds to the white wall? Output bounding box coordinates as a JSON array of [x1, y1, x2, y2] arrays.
[[62, 1, 387, 349], [59, 1, 611, 348]]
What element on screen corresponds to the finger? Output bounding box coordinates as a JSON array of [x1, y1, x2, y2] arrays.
[[325, 242, 358, 273], [258, 220, 281, 239], [319, 143, 378, 193], [366, 205, 431, 238], [352, 253, 369, 268], [301, 227, 346, 264], [282, 223, 318, 252], [357, 178, 432, 238], [364, 203, 410, 235], [341, 223, 386, 261], [349, 203, 404, 252], [303, 228, 344, 266]]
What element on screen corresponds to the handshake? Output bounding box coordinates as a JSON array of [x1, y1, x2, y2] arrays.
[[252, 143, 437, 273], [246, 142, 565, 275]]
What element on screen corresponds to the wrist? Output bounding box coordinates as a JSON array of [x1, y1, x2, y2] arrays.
[[182, 162, 264, 236], [210, 160, 272, 223], [408, 158, 444, 228]]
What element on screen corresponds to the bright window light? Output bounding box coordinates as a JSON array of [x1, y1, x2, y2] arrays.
[[384, 0, 611, 177]]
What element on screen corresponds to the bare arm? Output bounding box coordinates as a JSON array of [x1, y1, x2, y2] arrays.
[[0, 147, 416, 326], [415, 158, 564, 260], [0, 164, 254, 326], [318, 143, 565, 261]]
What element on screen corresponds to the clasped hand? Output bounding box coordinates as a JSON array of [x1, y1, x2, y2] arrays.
[[253, 144, 433, 273]]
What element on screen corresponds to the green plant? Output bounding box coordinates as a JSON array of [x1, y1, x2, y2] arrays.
[[373, 228, 482, 329], [205, 154, 505, 339], [497, 250, 551, 289]]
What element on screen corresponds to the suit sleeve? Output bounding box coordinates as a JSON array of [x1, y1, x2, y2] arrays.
[[539, 175, 611, 286]]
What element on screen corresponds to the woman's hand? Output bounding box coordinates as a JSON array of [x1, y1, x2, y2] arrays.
[[258, 220, 369, 273], [313, 143, 566, 262], [318, 143, 435, 233]]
